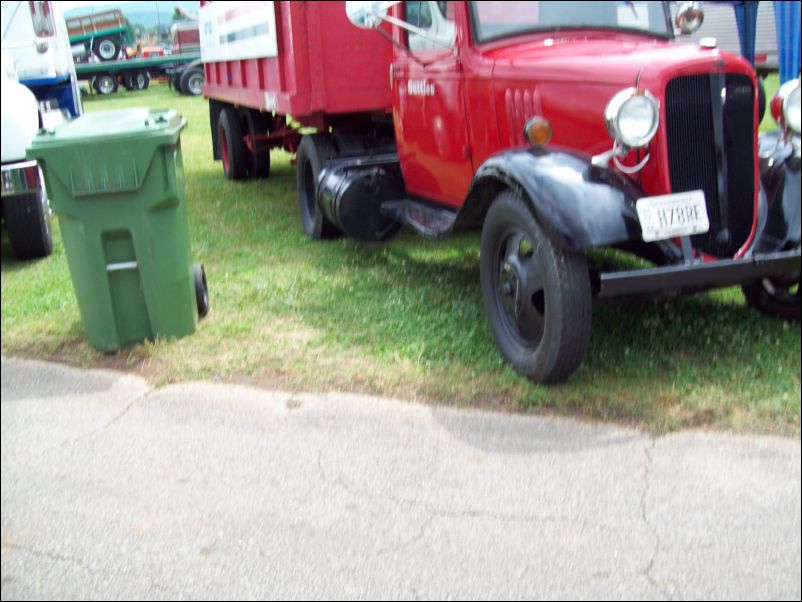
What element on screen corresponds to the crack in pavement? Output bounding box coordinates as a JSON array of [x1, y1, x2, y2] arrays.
[[60, 388, 156, 448], [640, 436, 674, 601], [3, 542, 183, 598]]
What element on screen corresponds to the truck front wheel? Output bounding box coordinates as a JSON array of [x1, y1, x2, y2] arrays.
[[480, 190, 592, 383], [296, 135, 340, 240], [4, 190, 53, 260]]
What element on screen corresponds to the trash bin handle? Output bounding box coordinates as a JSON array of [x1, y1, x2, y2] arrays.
[[106, 261, 138, 272]]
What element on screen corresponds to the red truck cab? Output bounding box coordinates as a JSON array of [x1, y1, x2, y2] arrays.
[[201, 1, 801, 382]]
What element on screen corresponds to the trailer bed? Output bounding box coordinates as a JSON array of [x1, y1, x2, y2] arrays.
[[200, 1, 392, 119]]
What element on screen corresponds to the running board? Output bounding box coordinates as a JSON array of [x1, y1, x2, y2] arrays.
[[380, 200, 457, 238]]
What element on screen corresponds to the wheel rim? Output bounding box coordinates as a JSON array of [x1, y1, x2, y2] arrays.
[[188, 73, 203, 95], [495, 229, 546, 347], [98, 76, 115, 94], [136, 73, 145, 89], [97, 39, 116, 59]]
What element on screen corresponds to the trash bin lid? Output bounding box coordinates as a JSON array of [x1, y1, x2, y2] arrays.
[[27, 108, 187, 197], [29, 108, 186, 148]]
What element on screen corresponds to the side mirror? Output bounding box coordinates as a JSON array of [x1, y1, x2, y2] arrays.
[[675, 1, 704, 35], [346, 1, 397, 30]]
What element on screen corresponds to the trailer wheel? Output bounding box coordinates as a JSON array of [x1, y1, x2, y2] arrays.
[[742, 276, 801, 322], [4, 190, 52, 260], [218, 107, 248, 180], [123, 71, 149, 91], [296, 135, 341, 240], [93, 36, 120, 61], [480, 190, 592, 383], [92, 74, 118, 95], [242, 110, 273, 179], [179, 67, 204, 96]]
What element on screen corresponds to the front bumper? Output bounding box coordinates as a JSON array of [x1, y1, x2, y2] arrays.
[[1, 160, 43, 198], [596, 250, 801, 299]]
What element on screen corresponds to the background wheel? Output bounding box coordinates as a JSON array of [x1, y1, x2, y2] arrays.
[[242, 109, 273, 179], [480, 190, 592, 383], [4, 190, 52, 260], [193, 263, 210, 318], [123, 71, 149, 91], [179, 67, 204, 96], [218, 107, 248, 180], [743, 277, 800, 321], [296, 135, 340, 240], [92, 74, 118, 95], [93, 36, 120, 61]]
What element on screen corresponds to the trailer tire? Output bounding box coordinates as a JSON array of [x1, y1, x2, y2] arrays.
[[179, 67, 204, 96], [4, 190, 53, 260], [480, 190, 591, 383], [93, 36, 120, 61], [123, 71, 149, 91], [92, 74, 118, 95], [296, 135, 341, 240], [218, 107, 248, 180], [242, 110, 273, 179]]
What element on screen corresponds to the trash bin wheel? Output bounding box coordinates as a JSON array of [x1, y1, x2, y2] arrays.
[[194, 263, 210, 318]]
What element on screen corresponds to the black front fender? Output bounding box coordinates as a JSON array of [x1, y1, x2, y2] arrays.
[[458, 147, 644, 250], [752, 150, 801, 255]]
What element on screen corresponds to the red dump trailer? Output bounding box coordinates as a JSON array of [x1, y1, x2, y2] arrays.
[[201, 1, 393, 170]]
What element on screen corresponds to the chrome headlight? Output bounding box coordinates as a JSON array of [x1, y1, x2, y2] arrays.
[[605, 88, 660, 149], [771, 79, 801, 133]]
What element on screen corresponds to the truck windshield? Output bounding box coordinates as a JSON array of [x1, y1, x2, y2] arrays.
[[470, 1, 672, 43]]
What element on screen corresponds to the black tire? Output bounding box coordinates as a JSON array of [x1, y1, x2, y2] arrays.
[[296, 135, 340, 240], [193, 263, 210, 318], [179, 67, 204, 96], [92, 74, 118, 95], [218, 107, 248, 180], [123, 71, 149, 91], [93, 36, 120, 61], [169, 72, 181, 93], [242, 109, 273, 179], [480, 190, 592, 383], [4, 190, 53, 260], [742, 277, 800, 322]]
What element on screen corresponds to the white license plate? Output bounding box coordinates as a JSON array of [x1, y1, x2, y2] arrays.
[[636, 190, 709, 242]]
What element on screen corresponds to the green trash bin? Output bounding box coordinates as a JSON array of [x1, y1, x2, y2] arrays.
[[27, 108, 209, 351]]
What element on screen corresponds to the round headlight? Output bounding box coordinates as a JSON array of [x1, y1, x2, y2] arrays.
[[605, 88, 659, 149], [783, 81, 801, 133]]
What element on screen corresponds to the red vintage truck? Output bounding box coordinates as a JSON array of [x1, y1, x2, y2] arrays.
[[200, 1, 801, 382]]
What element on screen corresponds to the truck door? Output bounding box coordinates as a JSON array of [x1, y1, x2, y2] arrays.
[[392, 1, 473, 208]]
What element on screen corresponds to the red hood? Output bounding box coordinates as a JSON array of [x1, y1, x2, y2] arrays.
[[489, 33, 753, 89]]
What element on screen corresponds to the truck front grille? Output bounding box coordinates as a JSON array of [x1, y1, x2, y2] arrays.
[[664, 74, 755, 257]]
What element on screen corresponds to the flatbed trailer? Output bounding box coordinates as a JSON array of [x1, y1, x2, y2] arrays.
[[75, 53, 201, 95]]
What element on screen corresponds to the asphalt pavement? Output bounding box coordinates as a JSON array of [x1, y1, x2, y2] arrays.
[[1, 356, 800, 600]]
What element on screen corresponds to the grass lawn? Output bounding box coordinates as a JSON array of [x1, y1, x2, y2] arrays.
[[2, 81, 799, 436]]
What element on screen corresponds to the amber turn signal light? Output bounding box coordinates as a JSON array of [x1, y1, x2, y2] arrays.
[[523, 116, 552, 147]]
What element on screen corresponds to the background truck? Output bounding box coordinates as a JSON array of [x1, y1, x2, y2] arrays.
[[200, 1, 801, 382], [66, 8, 131, 62], [1, 0, 83, 260]]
